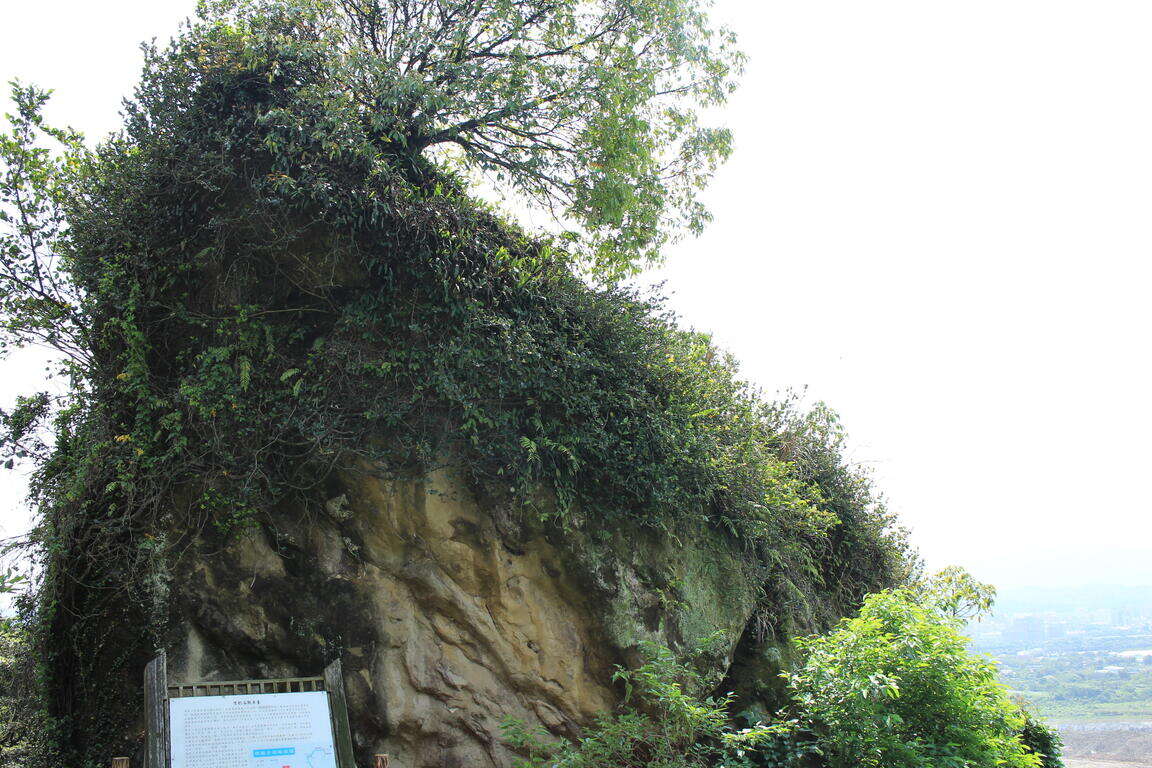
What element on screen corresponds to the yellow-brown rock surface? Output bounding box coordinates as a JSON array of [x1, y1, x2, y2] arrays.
[[165, 464, 761, 767]]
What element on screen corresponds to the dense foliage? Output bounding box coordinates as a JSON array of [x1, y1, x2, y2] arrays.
[[1018, 710, 1064, 768], [516, 582, 1063, 768], [784, 585, 1059, 768], [0, 2, 905, 764], [0, 611, 40, 767], [504, 643, 787, 768]]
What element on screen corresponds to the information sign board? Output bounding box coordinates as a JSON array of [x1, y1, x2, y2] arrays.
[[169, 690, 339, 768]]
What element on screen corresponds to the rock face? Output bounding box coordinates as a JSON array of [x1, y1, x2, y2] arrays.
[[164, 463, 766, 768]]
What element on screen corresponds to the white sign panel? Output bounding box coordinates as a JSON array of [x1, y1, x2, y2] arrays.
[[169, 691, 338, 768]]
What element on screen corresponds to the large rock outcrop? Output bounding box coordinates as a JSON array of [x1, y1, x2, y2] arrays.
[[164, 462, 766, 768]]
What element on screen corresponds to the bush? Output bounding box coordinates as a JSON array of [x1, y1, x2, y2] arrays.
[[1018, 709, 1064, 768], [784, 586, 1054, 768], [516, 578, 1062, 768], [504, 644, 797, 768]]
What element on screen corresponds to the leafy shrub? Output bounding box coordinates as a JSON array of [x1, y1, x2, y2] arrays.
[[504, 644, 796, 768], [1017, 709, 1064, 768], [0, 619, 24, 764], [784, 586, 1053, 768], [0, 599, 58, 768], [515, 578, 1062, 768]]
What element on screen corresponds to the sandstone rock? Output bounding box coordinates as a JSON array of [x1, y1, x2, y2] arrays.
[[164, 463, 767, 767]]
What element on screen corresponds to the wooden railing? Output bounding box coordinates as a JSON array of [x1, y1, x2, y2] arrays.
[[166, 675, 325, 698]]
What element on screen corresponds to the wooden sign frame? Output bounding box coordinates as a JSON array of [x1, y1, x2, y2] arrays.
[[143, 651, 355, 768]]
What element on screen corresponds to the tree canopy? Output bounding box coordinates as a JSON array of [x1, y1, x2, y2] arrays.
[[192, 0, 743, 277]]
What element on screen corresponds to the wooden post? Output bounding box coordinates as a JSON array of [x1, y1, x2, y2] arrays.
[[112, 758, 130, 768], [324, 659, 356, 768], [374, 755, 391, 768], [144, 651, 170, 768]]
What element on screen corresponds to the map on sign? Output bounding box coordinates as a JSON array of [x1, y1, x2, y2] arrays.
[[169, 691, 338, 768]]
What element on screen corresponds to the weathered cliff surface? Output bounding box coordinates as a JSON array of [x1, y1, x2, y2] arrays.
[[165, 463, 765, 768]]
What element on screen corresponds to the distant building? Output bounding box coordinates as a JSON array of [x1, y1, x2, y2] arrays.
[[1004, 616, 1046, 646]]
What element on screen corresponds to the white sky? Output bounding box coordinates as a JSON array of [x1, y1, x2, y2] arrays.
[[1, 1, 1150, 588]]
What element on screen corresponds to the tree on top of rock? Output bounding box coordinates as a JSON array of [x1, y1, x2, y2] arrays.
[[194, 0, 743, 278]]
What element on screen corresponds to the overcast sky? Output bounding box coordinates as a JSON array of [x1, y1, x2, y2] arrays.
[[1, 1, 1149, 588]]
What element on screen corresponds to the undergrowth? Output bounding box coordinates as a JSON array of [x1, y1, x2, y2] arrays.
[[507, 585, 1064, 768]]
